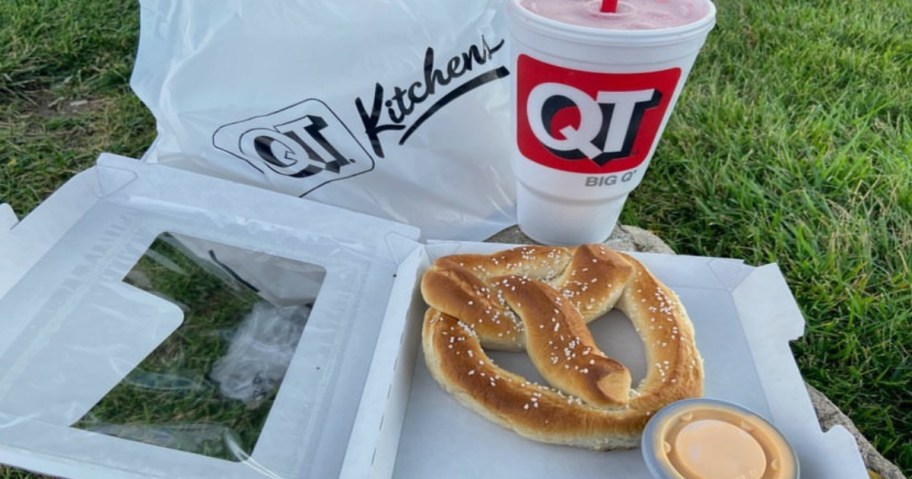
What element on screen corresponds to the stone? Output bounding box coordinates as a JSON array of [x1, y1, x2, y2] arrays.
[[487, 224, 675, 254]]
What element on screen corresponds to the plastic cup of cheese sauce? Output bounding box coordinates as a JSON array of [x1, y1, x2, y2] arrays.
[[642, 399, 799, 479]]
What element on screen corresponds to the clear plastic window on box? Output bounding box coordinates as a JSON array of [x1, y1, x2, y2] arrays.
[[75, 233, 325, 461]]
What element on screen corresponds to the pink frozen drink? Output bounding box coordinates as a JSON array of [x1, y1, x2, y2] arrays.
[[507, 0, 715, 245], [519, 0, 710, 30]]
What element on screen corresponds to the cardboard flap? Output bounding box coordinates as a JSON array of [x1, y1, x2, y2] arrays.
[[732, 264, 868, 478], [0, 169, 101, 299], [707, 256, 756, 290], [90, 158, 140, 198], [732, 264, 804, 342], [384, 232, 424, 265], [340, 247, 427, 479], [0, 204, 16, 231], [0, 283, 183, 425]]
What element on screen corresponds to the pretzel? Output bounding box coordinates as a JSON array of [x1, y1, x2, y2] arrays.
[[420, 244, 703, 450]]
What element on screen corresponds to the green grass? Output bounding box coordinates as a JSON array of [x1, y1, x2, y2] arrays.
[[1, 0, 911, 477], [0, 0, 153, 219], [624, 0, 912, 473]]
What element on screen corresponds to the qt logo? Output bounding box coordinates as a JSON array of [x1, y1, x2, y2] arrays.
[[213, 99, 374, 196], [528, 84, 659, 162], [517, 55, 681, 174]]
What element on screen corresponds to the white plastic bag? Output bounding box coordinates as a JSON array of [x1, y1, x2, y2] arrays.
[[132, 0, 516, 241]]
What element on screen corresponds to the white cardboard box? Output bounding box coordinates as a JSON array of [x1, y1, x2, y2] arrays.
[[0, 155, 867, 478], [0, 154, 421, 479], [341, 242, 869, 478]]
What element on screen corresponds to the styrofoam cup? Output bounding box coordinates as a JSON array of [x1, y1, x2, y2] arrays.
[[507, 0, 716, 245]]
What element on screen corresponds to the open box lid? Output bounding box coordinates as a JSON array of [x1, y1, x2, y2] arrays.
[[0, 154, 422, 479]]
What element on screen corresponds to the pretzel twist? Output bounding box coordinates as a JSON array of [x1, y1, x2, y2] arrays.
[[420, 244, 703, 450]]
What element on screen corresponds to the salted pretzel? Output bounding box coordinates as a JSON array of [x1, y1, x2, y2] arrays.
[[420, 244, 703, 450]]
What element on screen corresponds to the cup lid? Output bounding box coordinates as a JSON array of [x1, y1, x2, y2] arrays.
[[506, 0, 717, 45], [642, 398, 800, 479]]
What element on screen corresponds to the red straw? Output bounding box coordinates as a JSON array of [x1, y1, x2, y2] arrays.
[[600, 0, 618, 13]]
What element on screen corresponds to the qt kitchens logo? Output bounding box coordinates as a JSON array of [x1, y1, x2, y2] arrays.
[[212, 36, 508, 197], [517, 55, 681, 175]]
